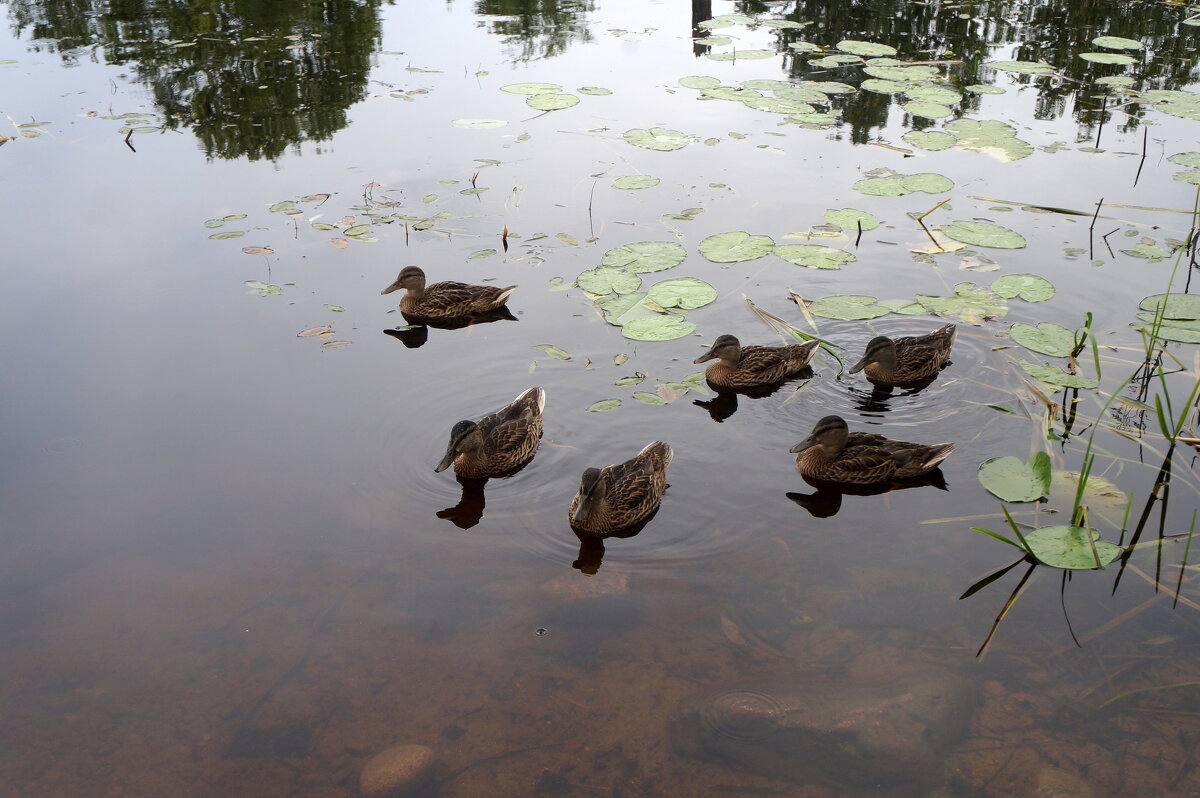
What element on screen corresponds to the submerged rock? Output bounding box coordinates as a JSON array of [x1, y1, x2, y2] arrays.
[[670, 669, 973, 791], [360, 743, 435, 797]]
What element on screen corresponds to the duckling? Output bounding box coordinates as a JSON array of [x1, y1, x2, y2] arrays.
[[569, 442, 673, 535], [434, 387, 544, 479], [789, 415, 953, 486], [382, 266, 517, 319], [848, 324, 956, 389], [694, 335, 819, 392]]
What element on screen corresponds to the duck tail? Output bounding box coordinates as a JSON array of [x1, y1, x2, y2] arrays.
[[638, 441, 673, 470], [923, 442, 955, 470], [515, 386, 546, 412], [494, 285, 518, 307]]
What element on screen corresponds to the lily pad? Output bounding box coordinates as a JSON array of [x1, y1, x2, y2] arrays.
[[500, 82, 562, 94], [209, 231, 246, 240], [697, 14, 753, 29], [991, 273, 1054, 301], [452, 118, 508, 129], [1122, 243, 1172, 259], [861, 79, 906, 94], [986, 60, 1055, 75], [623, 127, 695, 151], [823, 208, 880, 231], [1080, 52, 1137, 65], [613, 175, 660, 189], [917, 282, 1008, 323], [1174, 171, 1200, 185], [904, 84, 962, 105], [808, 295, 892, 320], [1132, 314, 1200, 343], [602, 241, 686, 273], [863, 65, 938, 81], [978, 452, 1051, 502], [646, 277, 717, 310], [944, 119, 1033, 161], [576, 266, 641, 295], [774, 244, 857, 270], [853, 172, 954, 196], [742, 97, 816, 114], [698, 231, 776, 263], [586, 399, 621, 412], [1092, 36, 1143, 50], [597, 292, 649, 326], [902, 130, 957, 151], [836, 40, 896, 57], [706, 49, 776, 61], [244, 280, 281, 296], [940, 221, 1027, 249], [526, 93, 580, 111], [621, 315, 696, 341], [1095, 76, 1135, 87], [533, 344, 571, 360], [1139, 293, 1200, 319], [1024, 525, 1121, 569], [903, 101, 953, 119], [965, 84, 1006, 95], [1010, 322, 1076, 356], [578, 86, 612, 95], [1019, 360, 1099, 389], [679, 75, 721, 89]]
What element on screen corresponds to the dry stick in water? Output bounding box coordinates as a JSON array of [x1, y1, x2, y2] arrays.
[[1094, 96, 1108, 149], [855, 218, 863, 248], [1089, 196, 1104, 260], [1134, 127, 1149, 187]]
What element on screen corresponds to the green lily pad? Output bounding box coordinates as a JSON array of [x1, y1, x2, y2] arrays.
[[621, 315, 696, 341], [940, 221, 1027, 249], [526, 93, 579, 110], [702, 86, 763, 102], [586, 399, 621, 412], [1174, 171, 1200, 185], [576, 266, 641, 295], [613, 373, 646, 386], [612, 175, 660, 189], [209, 231, 246, 240], [863, 65, 938, 81], [633, 391, 668, 404], [965, 84, 1006, 95], [533, 344, 571, 360], [706, 49, 776, 61], [808, 295, 892, 320], [991, 273, 1054, 301], [796, 80, 856, 95], [742, 97, 815, 114], [1024, 526, 1121, 569], [861, 78, 906, 94], [917, 282, 1008, 323], [1092, 36, 1143, 50], [774, 244, 857, 270], [1095, 76, 1135, 86], [1019, 360, 1099, 389], [578, 86, 612, 95], [823, 208, 880, 231], [853, 172, 954, 196], [244, 280, 281, 296], [1080, 52, 1137, 65], [1132, 314, 1200, 343], [761, 19, 805, 29], [602, 241, 686, 273], [785, 112, 842, 127], [904, 84, 962, 104], [878, 298, 925, 315], [1011, 322, 1076, 356], [978, 452, 1052, 502], [1168, 152, 1200, 167], [698, 231, 776, 263], [645, 277, 717, 310], [1122, 243, 1172, 259], [268, 201, 295, 212], [697, 14, 753, 29], [944, 119, 1033, 162], [903, 101, 953, 119], [597, 292, 648, 326], [809, 55, 862, 68], [1139, 293, 1200, 319], [679, 75, 721, 89], [902, 130, 957, 151], [986, 60, 1055, 75], [836, 40, 897, 57], [623, 127, 695, 151], [501, 82, 562, 94], [344, 224, 371, 236]]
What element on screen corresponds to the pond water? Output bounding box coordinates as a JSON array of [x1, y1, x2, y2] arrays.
[[4, 0, 1200, 795]]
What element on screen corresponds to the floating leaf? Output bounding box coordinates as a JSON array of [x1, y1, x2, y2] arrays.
[[244, 280, 281, 296], [526, 93, 580, 111], [297, 326, 332, 337], [204, 219, 225, 228], [1174, 171, 1200, 185], [1024, 526, 1121, 569], [533, 344, 571, 360], [902, 130, 957, 151], [966, 84, 1006, 95], [501, 82, 561, 94], [775, 244, 856, 270], [633, 391, 667, 404], [1121, 242, 1172, 259], [1138, 293, 1200, 319], [469, 248, 497, 259], [322, 340, 352, 349], [917, 282, 1008, 323], [241, 246, 273, 255], [706, 49, 776, 61], [698, 231, 775, 262], [853, 172, 954, 196], [1019, 360, 1098, 388], [863, 65, 938, 81], [903, 101, 953, 119], [268, 201, 295, 212], [344, 224, 371, 236], [578, 86, 612, 95], [808, 295, 892, 320], [823, 208, 880, 231], [646, 277, 717, 310], [621, 315, 696, 341], [861, 78, 906, 94], [597, 292, 649, 325], [623, 127, 695, 151], [329, 238, 349, 249], [991, 273, 1054, 302], [1010, 322, 1076, 356], [697, 14, 753, 29], [904, 84, 962, 104], [614, 373, 646, 386], [1093, 35, 1143, 50], [679, 75, 721, 89], [602, 241, 686, 273], [452, 118, 507, 129], [986, 60, 1055, 74], [586, 399, 621, 412], [978, 454, 1051, 502], [1095, 76, 1135, 87], [576, 266, 642, 295], [836, 40, 896, 57], [209, 231, 246, 240], [940, 221, 1027, 249], [944, 119, 1033, 162], [613, 175, 660, 189], [556, 233, 578, 246], [1080, 52, 1136, 65]]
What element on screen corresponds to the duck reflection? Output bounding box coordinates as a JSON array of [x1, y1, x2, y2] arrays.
[[570, 514, 655, 574], [692, 374, 813, 422], [786, 468, 949, 518], [432, 387, 544, 528], [383, 306, 518, 348]]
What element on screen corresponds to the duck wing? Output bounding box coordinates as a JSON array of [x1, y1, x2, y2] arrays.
[[425, 281, 515, 315]]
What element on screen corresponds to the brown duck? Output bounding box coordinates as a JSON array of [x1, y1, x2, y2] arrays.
[[382, 266, 517, 319], [694, 335, 819, 391], [434, 387, 544, 479], [848, 324, 956, 388], [789, 415, 954, 486], [569, 441, 673, 535]]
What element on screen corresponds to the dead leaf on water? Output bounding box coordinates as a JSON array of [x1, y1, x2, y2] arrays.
[[297, 325, 332, 337], [720, 615, 747, 645], [300, 193, 330, 203], [656, 384, 679, 402], [242, 246, 274, 255], [322, 340, 352, 349], [329, 238, 350, 249]]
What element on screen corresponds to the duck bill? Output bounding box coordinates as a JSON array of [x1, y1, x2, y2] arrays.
[[571, 492, 594, 523], [693, 346, 718, 365], [381, 280, 403, 296], [434, 447, 458, 473], [789, 435, 818, 454], [848, 356, 868, 374]]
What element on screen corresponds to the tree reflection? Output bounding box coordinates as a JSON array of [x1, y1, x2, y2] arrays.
[[7, 0, 386, 161], [472, 0, 594, 62]]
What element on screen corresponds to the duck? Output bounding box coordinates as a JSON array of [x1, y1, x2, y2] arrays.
[[848, 324, 956, 388], [569, 441, 673, 535], [382, 266, 517, 319], [434, 387, 544, 479], [694, 335, 820, 392], [789, 415, 954, 486]]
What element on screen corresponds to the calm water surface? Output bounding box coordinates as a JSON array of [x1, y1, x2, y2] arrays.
[[4, 1, 1200, 795]]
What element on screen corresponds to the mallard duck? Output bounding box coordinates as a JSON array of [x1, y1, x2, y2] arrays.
[[434, 387, 544, 479], [569, 441, 673, 535], [694, 335, 819, 391], [789, 415, 953, 486], [849, 324, 956, 388], [382, 266, 517, 319]]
